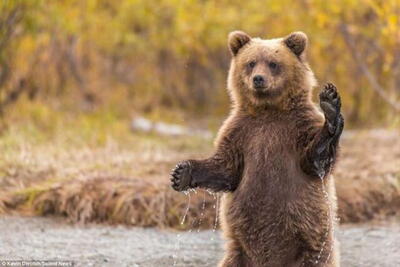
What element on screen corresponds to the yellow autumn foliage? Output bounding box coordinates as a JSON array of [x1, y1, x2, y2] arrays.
[[0, 0, 399, 127]]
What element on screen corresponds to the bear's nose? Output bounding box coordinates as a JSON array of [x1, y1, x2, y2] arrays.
[[253, 75, 265, 88]]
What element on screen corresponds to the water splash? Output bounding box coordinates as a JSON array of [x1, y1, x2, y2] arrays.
[[180, 191, 191, 225], [173, 191, 191, 266], [189, 188, 198, 194], [315, 172, 335, 265], [213, 193, 220, 232], [206, 189, 215, 196], [197, 191, 207, 232], [210, 192, 220, 241]]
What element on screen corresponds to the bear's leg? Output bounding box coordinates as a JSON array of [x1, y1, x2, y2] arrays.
[[301, 83, 344, 178], [218, 241, 251, 267]]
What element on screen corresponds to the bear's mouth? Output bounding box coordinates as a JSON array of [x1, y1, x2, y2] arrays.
[[252, 87, 282, 99], [252, 87, 269, 97]]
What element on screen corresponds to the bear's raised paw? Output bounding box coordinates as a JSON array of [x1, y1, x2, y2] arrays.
[[319, 83, 342, 135]]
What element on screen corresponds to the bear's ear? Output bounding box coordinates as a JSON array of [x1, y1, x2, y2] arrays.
[[284, 31, 308, 57], [228, 31, 251, 56]]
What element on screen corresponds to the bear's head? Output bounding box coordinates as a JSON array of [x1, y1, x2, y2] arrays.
[[227, 31, 316, 111]]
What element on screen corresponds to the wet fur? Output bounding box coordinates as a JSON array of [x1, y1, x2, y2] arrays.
[[171, 31, 343, 266]]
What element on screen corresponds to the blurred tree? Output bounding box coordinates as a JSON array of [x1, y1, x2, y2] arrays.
[[0, 0, 399, 126], [0, 1, 27, 115]]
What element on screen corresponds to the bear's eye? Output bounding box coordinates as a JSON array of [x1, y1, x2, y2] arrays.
[[269, 62, 278, 69], [248, 61, 256, 68]]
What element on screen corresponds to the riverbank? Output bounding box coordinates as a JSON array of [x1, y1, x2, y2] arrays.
[[0, 216, 399, 266], [1, 130, 399, 228]]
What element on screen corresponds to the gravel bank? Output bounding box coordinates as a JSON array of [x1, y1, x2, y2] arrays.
[[0, 216, 399, 266]]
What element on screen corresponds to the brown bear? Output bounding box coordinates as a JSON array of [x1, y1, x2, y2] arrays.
[[171, 30, 344, 267]]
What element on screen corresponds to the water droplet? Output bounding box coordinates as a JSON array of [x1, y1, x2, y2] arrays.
[[190, 188, 198, 194], [206, 189, 214, 195], [175, 192, 191, 265], [197, 191, 207, 232], [212, 193, 220, 233], [180, 192, 191, 225], [316, 174, 336, 264]]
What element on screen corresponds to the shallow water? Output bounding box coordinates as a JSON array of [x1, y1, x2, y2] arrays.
[[0, 216, 399, 267]]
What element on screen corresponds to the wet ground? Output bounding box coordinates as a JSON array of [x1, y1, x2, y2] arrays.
[[0, 216, 399, 267]]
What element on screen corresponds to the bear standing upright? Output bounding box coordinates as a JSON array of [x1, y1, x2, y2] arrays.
[[171, 31, 344, 267]]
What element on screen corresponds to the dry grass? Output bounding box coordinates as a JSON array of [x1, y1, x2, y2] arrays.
[[336, 130, 400, 223], [31, 177, 217, 230], [0, 126, 399, 229], [0, 176, 218, 230]]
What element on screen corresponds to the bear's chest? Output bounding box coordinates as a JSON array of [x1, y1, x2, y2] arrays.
[[241, 125, 302, 191]]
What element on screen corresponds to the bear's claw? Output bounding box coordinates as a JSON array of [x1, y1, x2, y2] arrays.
[[170, 161, 192, 192], [319, 83, 342, 135]]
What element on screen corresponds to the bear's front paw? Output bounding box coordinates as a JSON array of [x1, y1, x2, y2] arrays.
[[170, 161, 193, 192], [319, 83, 342, 135]]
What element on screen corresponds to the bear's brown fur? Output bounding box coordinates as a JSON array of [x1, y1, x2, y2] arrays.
[[171, 31, 344, 267]]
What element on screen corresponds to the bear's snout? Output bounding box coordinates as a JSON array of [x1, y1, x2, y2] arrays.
[[253, 75, 266, 89]]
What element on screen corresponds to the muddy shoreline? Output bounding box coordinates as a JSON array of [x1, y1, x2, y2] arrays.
[[0, 216, 399, 266]]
